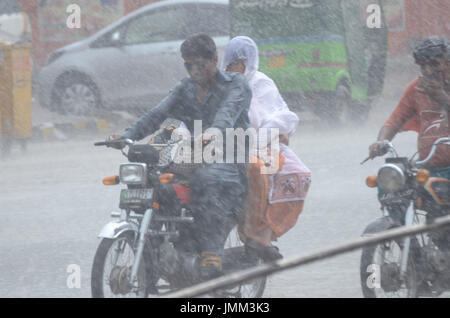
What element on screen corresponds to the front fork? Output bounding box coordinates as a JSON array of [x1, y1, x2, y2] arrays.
[[130, 208, 154, 286], [399, 201, 415, 278]]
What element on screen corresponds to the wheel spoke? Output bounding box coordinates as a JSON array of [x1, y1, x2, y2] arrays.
[[369, 240, 417, 298], [219, 226, 266, 298], [98, 236, 146, 298], [58, 82, 97, 115]]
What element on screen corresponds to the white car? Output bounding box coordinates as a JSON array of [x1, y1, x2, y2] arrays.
[[38, 0, 230, 115]]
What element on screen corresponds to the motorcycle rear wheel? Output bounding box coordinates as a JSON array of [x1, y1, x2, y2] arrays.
[[91, 232, 150, 298], [360, 239, 418, 298], [216, 226, 267, 298]]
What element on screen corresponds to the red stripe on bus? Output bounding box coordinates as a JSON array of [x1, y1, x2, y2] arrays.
[[298, 62, 348, 69]]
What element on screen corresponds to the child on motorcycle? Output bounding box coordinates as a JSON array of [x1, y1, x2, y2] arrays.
[[223, 36, 311, 261]]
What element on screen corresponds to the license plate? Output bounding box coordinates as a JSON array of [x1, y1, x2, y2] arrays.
[[120, 189, 153, 209]]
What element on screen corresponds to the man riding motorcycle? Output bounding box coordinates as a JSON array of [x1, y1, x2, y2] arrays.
[[363, 37, 449, 296], [369, 36, 450, 180], [108, 33, 252, 280]]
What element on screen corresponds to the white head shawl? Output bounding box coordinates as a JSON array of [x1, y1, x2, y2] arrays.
[[222, 36, 259, 82], [259, 109, 299, 136]]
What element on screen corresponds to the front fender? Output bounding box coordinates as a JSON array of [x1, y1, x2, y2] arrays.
[[362, 216, 401, 236], [98, 220, 138, 239]]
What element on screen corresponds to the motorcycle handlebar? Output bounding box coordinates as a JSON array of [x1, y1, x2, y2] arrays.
[[94, 141, 109, 146], [362, 137, 450, 166], [94, 138, 134, 147], [415, 137, 450, 166], [361, 140, 396, 165], [94, 135, 198, 148]]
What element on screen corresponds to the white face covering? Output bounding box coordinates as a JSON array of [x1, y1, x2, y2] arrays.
[[222, 36, 259, 82], [222, 38, 310, 176]]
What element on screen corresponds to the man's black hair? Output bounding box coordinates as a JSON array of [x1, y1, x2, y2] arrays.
[[180, 33, 217, 60], [413, 36, 448, 65]]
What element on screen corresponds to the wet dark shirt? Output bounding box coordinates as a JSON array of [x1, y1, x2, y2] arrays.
[[122, 69, 252, 164]]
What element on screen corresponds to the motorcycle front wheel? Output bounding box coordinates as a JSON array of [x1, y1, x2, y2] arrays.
[[360, 239, 418, 298], [91, 232, 149, 298]]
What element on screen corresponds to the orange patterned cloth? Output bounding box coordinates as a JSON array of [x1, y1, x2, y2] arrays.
[[239, 152, 310, 245]]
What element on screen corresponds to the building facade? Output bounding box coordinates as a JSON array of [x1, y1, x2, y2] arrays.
[[385, 0, 450, 55]]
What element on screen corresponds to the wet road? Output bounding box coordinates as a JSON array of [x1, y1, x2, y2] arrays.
[[2, 99, 434, 298]]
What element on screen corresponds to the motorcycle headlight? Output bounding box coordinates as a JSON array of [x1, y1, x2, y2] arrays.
[[119, 163, 147, 185], [377, 164, 406, 193]]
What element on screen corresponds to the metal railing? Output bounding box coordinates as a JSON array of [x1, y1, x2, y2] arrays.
[[160, 215, 450, 298]]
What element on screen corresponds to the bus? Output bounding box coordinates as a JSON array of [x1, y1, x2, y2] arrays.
[[230, 0, 388, 123]]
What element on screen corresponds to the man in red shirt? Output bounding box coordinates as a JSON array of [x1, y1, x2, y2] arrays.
[[369, 36, 450, 172]]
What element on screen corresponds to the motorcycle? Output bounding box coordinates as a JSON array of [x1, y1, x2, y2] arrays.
[[360, 137, 450, 298], [90, 130, 267, 298]]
